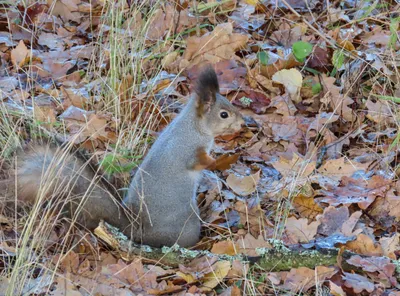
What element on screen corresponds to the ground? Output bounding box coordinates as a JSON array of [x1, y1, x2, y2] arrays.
[[0, 0, 399, 295]]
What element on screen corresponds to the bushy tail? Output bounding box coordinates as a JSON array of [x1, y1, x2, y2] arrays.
[[1, 145, 132, 234]]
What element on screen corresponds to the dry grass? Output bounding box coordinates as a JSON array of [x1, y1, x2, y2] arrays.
[[0, 1, 168, 294]]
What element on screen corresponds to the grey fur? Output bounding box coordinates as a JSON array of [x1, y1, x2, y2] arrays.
[[125, 67, 244, 247]]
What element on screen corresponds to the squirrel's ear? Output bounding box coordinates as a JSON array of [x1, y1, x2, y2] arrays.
[[194, 66, 220, 117]]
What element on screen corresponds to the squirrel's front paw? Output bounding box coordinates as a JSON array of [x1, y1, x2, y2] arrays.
[[193, 147, 216, 171]]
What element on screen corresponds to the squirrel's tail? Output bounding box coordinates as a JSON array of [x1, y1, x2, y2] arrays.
[[2, 145, 132, 234]]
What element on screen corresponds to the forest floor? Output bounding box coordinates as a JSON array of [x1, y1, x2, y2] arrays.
[[0, 0, 399, 295]]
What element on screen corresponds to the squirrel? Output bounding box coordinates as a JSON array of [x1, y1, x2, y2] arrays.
[[1, 66, 244, 248]]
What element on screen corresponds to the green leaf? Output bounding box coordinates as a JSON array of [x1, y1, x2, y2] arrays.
[[100, 154, 141, 175], [375, 94, 400, 103], [304, 67, 320, 76], [292, 41, 313, 62], [332, 50, 344, 69], [257, 51, 269, 66], [389, 17, 400, 49], [312, 83, 322, 95]]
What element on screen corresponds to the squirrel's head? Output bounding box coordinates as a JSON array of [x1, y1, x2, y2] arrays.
[[194, 66, 245, 137]]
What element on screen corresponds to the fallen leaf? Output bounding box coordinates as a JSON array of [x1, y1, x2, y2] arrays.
[[211, 240, 237, 255], [345, 233, 383, 256], [201, 261, 231, 291], [236, 233, 271, 256], [347, 255, 396, 287], [316, 158, 370, 186], [285, 217, 320, 243], [318, 175, 391, 210], [342, 272, 375, 294], [321, 75, 354, 122], [226, 170, 260, 196], [11, 40, 29, 67], [317, 206, 349, 236], [272, 68, 303, 103], [183, 22, 248, 65], [380, 233, 400, 260], [293, 194, 323, 220], [282, 266, 337, 292]]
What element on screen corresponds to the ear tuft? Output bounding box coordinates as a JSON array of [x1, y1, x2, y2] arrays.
[[194, 65, 220, 117]]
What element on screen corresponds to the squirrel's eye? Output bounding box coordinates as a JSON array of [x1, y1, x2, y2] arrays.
[[220, 111, 229, 119]]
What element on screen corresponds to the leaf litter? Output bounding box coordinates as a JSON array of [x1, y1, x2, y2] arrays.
[[0, 0, 399, 295]]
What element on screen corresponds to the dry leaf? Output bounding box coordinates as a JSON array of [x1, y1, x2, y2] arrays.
[[11, 40, 29, 67], [226, 170, 260, 196], [272, 68, 303, 103], [236, 233, 272, 256], [183, 22, 248, 65], [282, 266, 337, 292], [285, 217, 320, 243], [201, 261, 231, 291], [346, 233, 383, 256], [211, 240, 237, 256], [293, 194, 323, 219]]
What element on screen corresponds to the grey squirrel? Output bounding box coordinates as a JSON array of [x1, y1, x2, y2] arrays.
[[1, 66, 244, 248]]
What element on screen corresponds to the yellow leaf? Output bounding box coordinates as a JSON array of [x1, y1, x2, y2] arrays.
[[201, 261, 231, 291], [244, 0, 259, 5], [272, 68, 303, 103], [176, 271, 195, 283]]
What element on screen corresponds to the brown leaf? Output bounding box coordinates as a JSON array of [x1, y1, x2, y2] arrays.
[[285, 217, 320, 243], [107, 259, 159, 292], [380, 233, 400, 260], [345, 234, 383, 256], [211, 240, 237, 256], [317, 206, 349, 236], [306, 46, 331, 72], [317, 158, 370, 185], [318, 175, 391, 210], [273, 154, 316, 180], [236, 233, 271, 256], [231, 89, 271, 114], [11, 40, 29, 67], [321, 75, 354, 122], [226, 170, 260, 196], [342, 272, 375, 294], [282, 266, 337, 292], [201, 260, 231, 291], [234, 200, 273, 238], [183, 23, 248, 65], [293, 194, 323, 220], [347, 255, 396, 287]]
